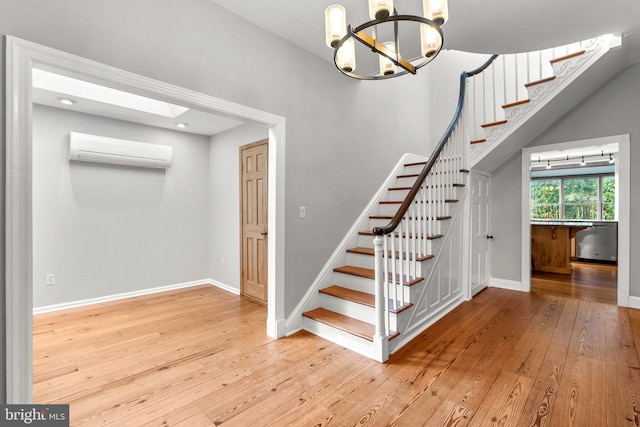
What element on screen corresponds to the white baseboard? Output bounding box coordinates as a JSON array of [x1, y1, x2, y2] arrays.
[[489, 277, 523, 292], [33, 278, 239, 315], [207, 279, 241, 296], [629, 296, 640, 310]]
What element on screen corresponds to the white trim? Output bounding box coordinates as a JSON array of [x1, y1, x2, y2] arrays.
[[5, 36, 286, 403], [32, 279, 239, 315], [629, 296, 640, 310], [490, 277, 523, 292], [521, 135, 630, 306]]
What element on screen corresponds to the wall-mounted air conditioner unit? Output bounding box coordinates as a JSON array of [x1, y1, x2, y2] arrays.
[[69, 132, 172, 169]]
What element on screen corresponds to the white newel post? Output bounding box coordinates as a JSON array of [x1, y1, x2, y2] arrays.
[[373, 235, 389, 362]]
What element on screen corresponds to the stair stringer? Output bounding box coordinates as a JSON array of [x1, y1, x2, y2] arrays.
[[388, 187, 468, 354], [471, 35, 625, 172], [284, 153, 429, 337]]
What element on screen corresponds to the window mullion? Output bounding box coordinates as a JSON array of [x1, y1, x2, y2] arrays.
[[597, 176, 602, 220], [560, 178, 565, 220]]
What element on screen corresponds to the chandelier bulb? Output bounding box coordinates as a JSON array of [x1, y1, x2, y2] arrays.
[[423, 0, 448, 25], [325, 5, 347, 48], [337, 38, 356, 73], [420, 24, 442, 58], [379, 42, 398, 76], [369, 0, 394, 20]]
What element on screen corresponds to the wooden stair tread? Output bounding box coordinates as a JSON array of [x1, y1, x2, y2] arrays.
[[359, 231, 444, 240], [470, 139, 487, 144], [379, 199, 458, 204], [550, 50, 585, 64], [370, 215, 451, 221], [389, 184, 465, 191], [397, 173, 420, 179], [303, 307, 375, 341], [334, 265, 424, 286], [404, 161, 427, 167], [481, 119, 508, 128], [502, 99, 531, 109], [524, 75, 556, 88], [303, 307, 400, 341], [346, 247, 434, 262]]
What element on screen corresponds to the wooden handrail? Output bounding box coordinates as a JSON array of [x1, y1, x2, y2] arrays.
[[372, 55, 498, 236]]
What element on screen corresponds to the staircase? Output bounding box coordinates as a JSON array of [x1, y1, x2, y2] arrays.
[[301, 156, 468, 359], [468, 34, 624, 172], [286, 34, 624, 362]]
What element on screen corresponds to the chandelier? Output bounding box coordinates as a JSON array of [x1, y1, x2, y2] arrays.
[[324, 0, 448, 80]]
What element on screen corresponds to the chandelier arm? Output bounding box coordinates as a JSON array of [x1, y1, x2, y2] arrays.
[[332, 15, 443, 80], [350, 27, 416, 75]]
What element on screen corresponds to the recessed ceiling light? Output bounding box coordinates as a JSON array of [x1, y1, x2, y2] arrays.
[[56, 97, 77, 105], [175, 122, 189, 129]]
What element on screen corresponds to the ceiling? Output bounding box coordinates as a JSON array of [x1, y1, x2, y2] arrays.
[[32, 1, 640, 136], [33, 83, 245, 137], [210, 0, 640, 64]]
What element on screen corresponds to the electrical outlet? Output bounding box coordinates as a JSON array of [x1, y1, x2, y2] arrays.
[[299, 206, 306, 219], [220, 258, 225, 267], [46, 274, 55, 286]]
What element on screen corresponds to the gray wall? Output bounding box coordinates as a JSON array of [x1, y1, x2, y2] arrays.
[[32, 105, 211, 307], [490, 63, 640, 298], [209, 122, 268, 289], [1, 0, 441, 387], [488, 151, 522, 281]]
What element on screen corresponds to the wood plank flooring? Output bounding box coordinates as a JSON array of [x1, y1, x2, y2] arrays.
[[33, 285, 640, 426], [531, 261, 618, 304]]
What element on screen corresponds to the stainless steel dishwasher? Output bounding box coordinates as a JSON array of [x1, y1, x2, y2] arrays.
[[576, 222, 618, 262]]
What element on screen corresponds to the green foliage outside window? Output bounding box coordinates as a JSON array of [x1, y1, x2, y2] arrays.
[[530, 174, 615, 220], [602, 176, 616, 220], [564, 177, 597, 219], [531, 180, 560, 219]]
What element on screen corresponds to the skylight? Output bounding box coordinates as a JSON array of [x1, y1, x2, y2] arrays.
[[32, 68, 189, 118]]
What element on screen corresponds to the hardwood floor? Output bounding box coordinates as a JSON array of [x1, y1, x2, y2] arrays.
[[33, 285, 640, 426], [531, 261, 618, 304]]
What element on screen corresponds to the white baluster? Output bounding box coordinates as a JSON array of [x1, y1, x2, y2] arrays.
[[373, 235, 388, 362]]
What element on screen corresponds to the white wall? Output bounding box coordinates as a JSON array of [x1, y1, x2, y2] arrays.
[[0, 36, 6, 402], [32, 105, 211, 308], [490, 63, 640, 298], [208, 122, 268, 290]]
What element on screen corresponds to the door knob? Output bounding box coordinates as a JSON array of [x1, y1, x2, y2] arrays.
[[486, 235, 494, 240], [260, 230, 268, 236]]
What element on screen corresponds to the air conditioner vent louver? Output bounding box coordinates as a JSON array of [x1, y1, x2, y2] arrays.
[[69, 132, 172, 169]]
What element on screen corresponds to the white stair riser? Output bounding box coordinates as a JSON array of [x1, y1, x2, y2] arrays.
[[344, 252, 376, 271], [331, 272, 376, 294], [302, 318, 373, 359], [316, 293, 413, 333], [373, 203, 452, 218], [317, 292, 374, 323]]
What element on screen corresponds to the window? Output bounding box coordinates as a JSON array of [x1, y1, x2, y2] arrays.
[[602, 175, 615, 220], [530, 174, 615, 220], [531, 179, 560, 219], [563, 177, 597, 219]]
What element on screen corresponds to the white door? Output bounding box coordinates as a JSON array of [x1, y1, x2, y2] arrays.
[[471, 172, 491, 295]]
